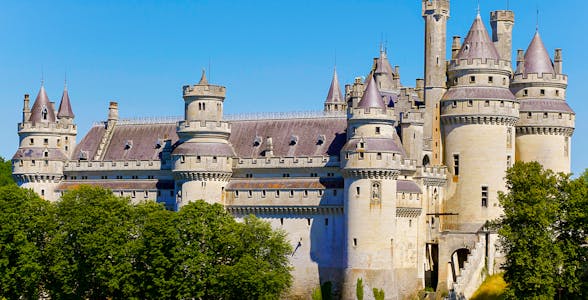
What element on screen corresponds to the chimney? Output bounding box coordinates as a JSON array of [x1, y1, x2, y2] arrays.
[[554, 49, 563, 74], [490, 10, 515, 63], [516, 49, 525, 73], [23, 94, 31, 122], [451, 36, 461, 59], [416, 79, 425, 101], [108, 101, 119, 122]]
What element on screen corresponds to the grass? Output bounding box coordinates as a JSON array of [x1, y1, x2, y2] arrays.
[[470, 273, 507, 300]]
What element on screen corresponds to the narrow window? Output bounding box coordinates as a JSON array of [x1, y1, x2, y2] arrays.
[[527, 112, 532, 118], [359, 152, 364, 160], [375, 127, 381, 134], [544, 112, 548, 118], [31, 160, 35, 166], [359, 142, 365, 148], [132, 191, 136, 198], [409, 219, 412, 227], [304, 190, 308, 197], [29, 138, 34, 145], [481, 186, 488, 207], [196, 156, 201, 162], [507, 155, 512, 168], [280, 218, 284, 225], [276, 190, 280, 197], [468, 100, 473, 107], [488, 76, 493, 83], [202, 103, 205, 110], [212, 156, 217, 163], [144, 191, 148, 198], [376, 152, 382, 160], [484, 100, 490, 107], [325, 218, 329, 226], [248, 190, 252, 198], [353, 238, 358, 247], [43, 138, 49, 145], [540, 89, 545, 96], [318, 190, 323, 196], [65, 146, 68, 151], [469, 76, 476, 83], [289, 190, 294, 197], [262, 190, 266, 198], [453, 154, 459, 176], [41, 189, 45, 196], [452, 101, 457, 108], [44, 160, 48, 166], [500, 101, 505, 107], [558, 113, 563, 119], [356, 186, 360, 196], [523, 89, 528, 96], [345, 152, 350, 159], [235, 190, 239, 197], [556, 90, 560, 96], [44, 151, 48, 157], [180, 156, 185, 163]]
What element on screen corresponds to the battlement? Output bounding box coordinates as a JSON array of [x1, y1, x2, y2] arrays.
[[18, 121, 77, 134], [63, 159, 164, 172], [177, 120, 231, 139], [516, 111, 575, 132], [182, 84, 226, 98], [449, 58, 512, 73], [350, 107, 396, 122], [441, 98, 519, 122], [511, 72, 567, 85], [490, 10, 514, 22], [343, 151, 417, 172], [422, 0, 449, 16], [235, 155, 339, 169], [400, 110, 425, 124]]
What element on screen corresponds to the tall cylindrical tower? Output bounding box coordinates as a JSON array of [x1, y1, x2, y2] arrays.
[[422, 0, 449, 165], [341, 77, 402, 299], [441, 15, 518, 229], [511, 32, 575, 173], [172, 70, 234, 209]]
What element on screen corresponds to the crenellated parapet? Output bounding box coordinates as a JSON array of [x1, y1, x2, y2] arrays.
[[172, 171, 232, 181], [449, 58, 512, 75], [176, 120, 231, 140], [182, 84, 226, 99]]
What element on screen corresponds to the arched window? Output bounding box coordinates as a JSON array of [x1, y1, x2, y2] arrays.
[[422, 155, 430, 166], [41, 106, 48, 120]]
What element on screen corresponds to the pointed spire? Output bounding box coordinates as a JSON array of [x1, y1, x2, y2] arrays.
[[325, 67, 343, 103], [519, 31, 555, 76], [358, 75, 386, 109], [57, 82, 74, 119], [199, 68, 208, 85], [456, 15, 501, 61], [29, 84, 56, 124]]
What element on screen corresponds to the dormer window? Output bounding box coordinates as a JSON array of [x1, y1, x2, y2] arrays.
[[289, 135, 299, 146], [124, 140, 133, 150], [41, 106, 48, 120], [317, 135, 326, 145], [253, 136, 262, 147]]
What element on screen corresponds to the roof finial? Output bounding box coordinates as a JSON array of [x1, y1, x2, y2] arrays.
[[476, 0, 480, 17], [536, 8, 539, 32], [199, 68, 208, 84], [64, 71, 68, 90]]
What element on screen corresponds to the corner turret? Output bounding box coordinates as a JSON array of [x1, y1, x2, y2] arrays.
[[490, 10, 515, 64], [324, 68, 346, 113], [511, 32, 574, 173]]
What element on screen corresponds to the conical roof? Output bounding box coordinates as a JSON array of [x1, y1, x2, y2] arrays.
[[357, 76, 385, 109], [57, 86, 74, 118], [325, 68, 343, 103], [519, 32, 555, 75], [375, 49, 395, 75], [29, 85, 56, 123], [456, 15, 500, 61]]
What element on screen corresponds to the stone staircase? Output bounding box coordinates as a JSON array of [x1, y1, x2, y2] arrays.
[[451, 239, 486, 299], [94, 120, 116, 160]]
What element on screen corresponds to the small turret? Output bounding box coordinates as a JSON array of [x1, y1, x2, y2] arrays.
[[490, 10, 515, 63], [29, 85, 56, 125], [57, 85, 75, 124], [22, 94, 31, 123], [451, 36, 461, 60], [324, 68, 346, 113]]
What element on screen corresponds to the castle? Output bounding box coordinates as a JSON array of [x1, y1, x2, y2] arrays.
[[12, 1, 575, 299]]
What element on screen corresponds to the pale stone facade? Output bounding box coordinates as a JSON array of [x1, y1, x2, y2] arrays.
[[12, 1, 575, 299]]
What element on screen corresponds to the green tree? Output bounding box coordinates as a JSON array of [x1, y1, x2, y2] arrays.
[[0, 157, 15, 186], [0, 184, 53, 299], [496, 162, 588, 299], [45, 185, 137, 299]]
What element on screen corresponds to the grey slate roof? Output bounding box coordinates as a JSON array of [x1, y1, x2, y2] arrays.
[[342, 137, 405, 155], [358, 76, 386, 109], [57, 88, 75, 118], [325, 68, 343, 104], [519, 99, 574, 113], [456, 15, 500, 61], [517, 32, 555, 76], [74, 117, 349, 161], [12, 147, 68, 160], [442, 86, 516, 101], [29, 85, 56, 124], [56, 180, 175, 191], [397, 180, 421, 193], [226, 178, 344, 190]]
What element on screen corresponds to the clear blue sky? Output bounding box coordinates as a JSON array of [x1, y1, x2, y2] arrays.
[[1, 1, 586, 175]]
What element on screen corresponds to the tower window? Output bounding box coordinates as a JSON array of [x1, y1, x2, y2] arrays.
[[540, 89, 545, 96], [248, 190, 252, 198], [356, 186, 360, 196], [303, 190, 308, 197], [375, 127, 381, 134], [289, 190, 294, 197], [353, 238, 358, 247], [65, 146, 68, 151], [527, 112, 532, 118], [44, 151, 48, 158], [558, 113, 563, 119], [276, 190, 280, 197], [453, 154, 459, 176], [507, 155, 512, 168], [481, 186, 488, 207], [196, 156, 201, 162], [261, 190, 266, 198], [44, 138, 49, 145], [467, 100, 473, 107], [325, 218, 328, 226], [180, 156, 185, 163], [484, 100, 490, 107], [556, 90, 560, 96], [488, 76, 493, 83], [523, 89, 528, 97], [41, 189, 45, 196], [543, 112, 548, 118], [359, 152, 364, 160], [500, 101, 505, 107], [31, 160, 35, 166], [469, 76, 476, 83], [29, 138, 34, 145], [376, 152, 382, 160], [212, 156, 217, 163]]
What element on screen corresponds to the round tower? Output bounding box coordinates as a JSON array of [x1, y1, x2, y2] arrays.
[[441, 15, 518, 229], [12, 84, 77, 201], [511, 32, 574, 173], [172, 70, 234, 209], [341, 77, 402, 299]]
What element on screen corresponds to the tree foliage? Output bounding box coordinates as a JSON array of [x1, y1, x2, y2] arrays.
[[496, 162, 588, 299], [0, 157, 15, 187], [0, 185, 293, 299]]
